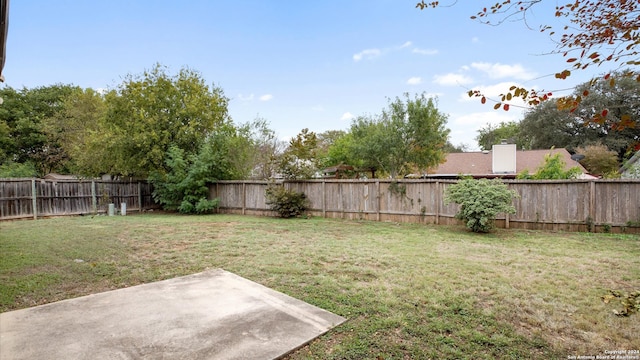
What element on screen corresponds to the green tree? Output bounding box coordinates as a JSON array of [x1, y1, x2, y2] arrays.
[[149, 124, 242, 213], [349, 93, 450, 178], [517, 153, 583, 180], [444, 178, 518, 233], [417, 0, 639, 129], [323, 131, 361, 170], [476, 121, 528, 151], [279, 128, 321, 179], [89, 64, 230, 177], [237, 118, 284, 180], [46, 87, 106, 175], [443, 141, 468, 153], [519, 73, 640, 159], [0, 84, 78, 176]]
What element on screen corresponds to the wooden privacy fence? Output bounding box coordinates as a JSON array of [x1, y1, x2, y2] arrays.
[[210, 179, 640, 233], [0, 178, 158, 220]]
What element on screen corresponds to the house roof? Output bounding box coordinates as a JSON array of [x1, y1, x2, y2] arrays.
[[428, 148, 590, 177], [43, 173, 79, 180]]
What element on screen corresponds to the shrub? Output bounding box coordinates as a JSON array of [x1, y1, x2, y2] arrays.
[[265, 185, 309, 218], [444, 178, 518, 233], [0, 161, 38, 178], [516, 153, 582, 180], [149, 145, 221, 214]]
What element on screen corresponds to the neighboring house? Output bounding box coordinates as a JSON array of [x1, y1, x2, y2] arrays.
[[321, 164, 355, 179], [426, 144, 594, 179], [620, 150, 640, 179], [43, 173, 79, 180]]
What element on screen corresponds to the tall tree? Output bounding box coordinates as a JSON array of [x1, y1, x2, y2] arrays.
[[228, 118, 284, 180], [349, 93, 450, 178], [416, 0, 639, 128], [323, 131, 360, 170], [519, 72, 640, 158], [45, 87, 106, 175], [278, 128, 321, 179], [0, 84, 78, 176], [85, 64, 230, 177], [475, 121, 527, 151]]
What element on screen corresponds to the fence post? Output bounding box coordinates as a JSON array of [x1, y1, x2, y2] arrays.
[[322, 180, 326, 218], [589, 180, 596, 232], [91, 181, 97, 214], [242, 182, 246, 215], [435, 181, 440, 225], [376, 180, 381, 222], [505, 182, 510, 229], [138, 182, 143, 212], [31, 179, 37, 220]]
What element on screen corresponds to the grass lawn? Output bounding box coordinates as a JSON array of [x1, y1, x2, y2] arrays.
[[1, 214, 638, 359]]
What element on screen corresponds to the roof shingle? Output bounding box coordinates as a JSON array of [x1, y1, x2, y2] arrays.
[[429, 148, 588, 176]]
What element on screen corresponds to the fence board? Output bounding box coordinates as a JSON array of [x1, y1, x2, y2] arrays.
[[0, 179, 158, 220], [210, 179, 640, 233]]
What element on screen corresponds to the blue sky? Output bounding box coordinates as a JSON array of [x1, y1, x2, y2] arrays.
[[4, 1, 608, 149]]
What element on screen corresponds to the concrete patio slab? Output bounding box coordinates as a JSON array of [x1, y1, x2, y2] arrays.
[[0, 269, 346, 360]]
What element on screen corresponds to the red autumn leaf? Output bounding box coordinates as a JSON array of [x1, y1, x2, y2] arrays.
[[503, 104, 510, 111]]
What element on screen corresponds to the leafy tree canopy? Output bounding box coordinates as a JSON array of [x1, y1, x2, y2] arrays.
[[519, 72, 640, 157], [416, 0, 639, 128], [347, 93, 450, 178], [90, 64, 230, 177], [476, 121, 527, 151], [278, 128, 321, 180], [0, 84, 79, 176]]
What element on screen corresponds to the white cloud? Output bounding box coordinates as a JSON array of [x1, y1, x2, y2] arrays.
[[471, 37, 480, 44], [353, 41, 415, 62], [353, 48, 381, 62], [433, 73, 474, 86], [407, 77, 422, 85], [341, 112, 354, 120], [259, 94, 273, 101], [412, 48, 438, 55], [238, 93, 254, 101], [471, 62, 536, 80]]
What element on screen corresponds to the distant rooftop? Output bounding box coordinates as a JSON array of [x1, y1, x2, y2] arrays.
[[428, 148, 590, 178]]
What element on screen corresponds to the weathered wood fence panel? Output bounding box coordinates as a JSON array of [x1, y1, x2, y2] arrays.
[[510, 181, 591, 229], [595, 181, 640, 227], [210, 179, 640, 233], [0, 179, 158, 220]]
